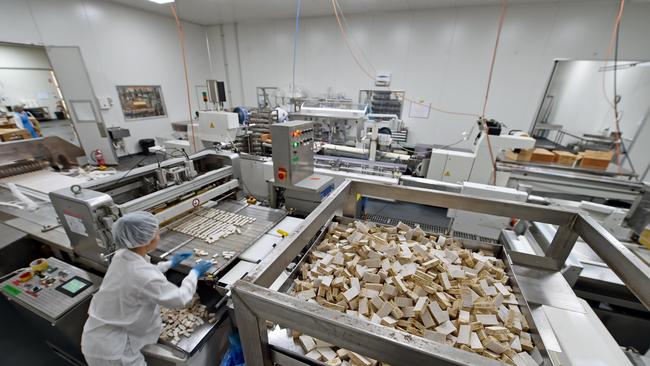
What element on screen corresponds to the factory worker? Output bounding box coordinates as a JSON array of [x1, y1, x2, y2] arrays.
[[81, 211, 213, 366], [12, 105, 39, 138]]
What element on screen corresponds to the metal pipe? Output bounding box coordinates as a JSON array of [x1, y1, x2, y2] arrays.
[[349, 180, 576, 225]]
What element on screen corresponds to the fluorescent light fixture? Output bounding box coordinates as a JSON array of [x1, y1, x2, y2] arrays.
[[148, 0, 174, 4]]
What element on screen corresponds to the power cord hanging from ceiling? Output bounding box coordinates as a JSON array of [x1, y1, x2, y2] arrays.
[[291, 0, 302, 107], [612, 1, 636, 175], [601, 0, 626, 111], [330, 0, 510, 184], [170, 4, 197, 153], [332, 0, 377, 76], [330, 0, 479, 119], [600, 0, 636, 175], [481, 0, 508, 185]]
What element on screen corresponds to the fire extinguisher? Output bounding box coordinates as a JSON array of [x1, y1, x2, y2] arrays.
[[92, 149, 106, 169]]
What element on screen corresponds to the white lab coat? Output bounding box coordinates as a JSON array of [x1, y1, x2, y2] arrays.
[[81, 249, 198, 366]]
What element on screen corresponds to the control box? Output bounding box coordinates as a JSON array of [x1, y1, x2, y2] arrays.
[[198, 111, 239, 143], [271, 120, 315, 187], [0, 257, 100, 322]]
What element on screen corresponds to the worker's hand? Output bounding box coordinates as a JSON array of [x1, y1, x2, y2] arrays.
[[192, 260, 213, 277], [170, 252, 192, 267]]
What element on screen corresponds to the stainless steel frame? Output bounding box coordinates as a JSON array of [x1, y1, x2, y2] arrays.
[[231, 180, 650, 366]]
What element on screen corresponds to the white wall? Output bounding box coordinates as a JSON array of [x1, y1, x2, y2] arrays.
[[0, 69, 60, 113], [0, 0, 212, 154], [0, 44, 60, 114], [547, 60, 650, 141], [0, 44, 50, 68], [207, 1, 650, 155]]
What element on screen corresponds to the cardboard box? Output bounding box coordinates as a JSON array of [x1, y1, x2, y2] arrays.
[[530, 148, 555, 163], [0, 128, 32, 142], [553, 151, 578, 166], [640, 225, 650, 249], [579, 150, 614, 170], [518, 149, 534, 162], [5, 115, 42, 136], [505, 148, 533, 162]]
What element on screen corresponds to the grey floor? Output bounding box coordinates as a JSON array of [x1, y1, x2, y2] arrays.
[[0, 291, 70, 366], [38, 119, 168, 172]]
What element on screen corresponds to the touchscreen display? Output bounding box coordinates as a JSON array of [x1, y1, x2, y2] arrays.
[[62, 279, 87, 293]]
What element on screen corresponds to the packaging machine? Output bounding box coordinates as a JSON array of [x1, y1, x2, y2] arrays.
[[231, 180, 650, 366], [293, 101, 369, 147], [0, 148, 296, 366]]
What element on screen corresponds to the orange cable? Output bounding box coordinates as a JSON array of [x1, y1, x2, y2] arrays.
[[333, 0, 377, 75], [481, 0, 508, 119], [599, 0, 625, 171], [170, 4, 197, 153], [601, 0, 626, 111], [481, 0, 508, 185], [331, 0, 375, 80]]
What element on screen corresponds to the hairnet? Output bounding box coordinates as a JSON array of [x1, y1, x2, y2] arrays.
[[112, 211, 159, 249]]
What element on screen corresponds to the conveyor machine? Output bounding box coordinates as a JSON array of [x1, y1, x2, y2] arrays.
[[39, 149, 291, 365], [231, 180, 650, 366], [40, 150, 251, 365], [49, 150, 241, 270]]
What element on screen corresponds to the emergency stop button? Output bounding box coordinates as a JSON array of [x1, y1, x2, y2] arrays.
[[278, 168, 287, 181]]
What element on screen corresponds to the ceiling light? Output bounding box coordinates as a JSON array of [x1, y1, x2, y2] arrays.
[[148, 0, 174, 4]]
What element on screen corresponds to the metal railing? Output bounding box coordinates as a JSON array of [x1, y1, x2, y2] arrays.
[[231, 179, 650, 366]]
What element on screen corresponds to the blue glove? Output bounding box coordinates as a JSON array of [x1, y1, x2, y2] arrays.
[[170, 252, 192, 267], [192, 260, 213, 277]]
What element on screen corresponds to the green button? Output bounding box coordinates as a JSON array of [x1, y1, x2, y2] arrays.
[[291, 156, 300, 163], [2, 284, 21, 297]]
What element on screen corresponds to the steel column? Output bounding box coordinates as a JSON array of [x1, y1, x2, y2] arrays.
[[544, 218, 580, 266], [232, 290, 272, 366], [575, 213, 650, 310]]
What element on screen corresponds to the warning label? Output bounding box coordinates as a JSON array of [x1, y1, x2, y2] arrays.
[[64, 214, 88, 237]]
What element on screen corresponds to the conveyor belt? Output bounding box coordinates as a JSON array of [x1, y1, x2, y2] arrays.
[[155, 201, 286, 274]]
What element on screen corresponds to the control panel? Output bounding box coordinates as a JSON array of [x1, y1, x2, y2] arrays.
[[271, 120, 315, 187], [0, 257, 100, 322]]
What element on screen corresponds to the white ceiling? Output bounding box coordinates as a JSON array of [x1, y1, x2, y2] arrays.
[[102, 0, 594, 26]]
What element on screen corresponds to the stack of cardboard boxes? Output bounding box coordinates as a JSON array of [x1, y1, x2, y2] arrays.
[[506, 147, 613, 170], [0, 114, 42, 142]]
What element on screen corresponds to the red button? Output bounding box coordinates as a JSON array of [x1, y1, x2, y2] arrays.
[[278, 168, 287, 181]]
